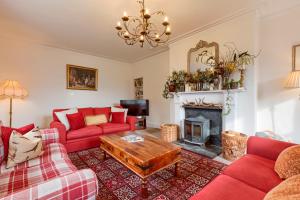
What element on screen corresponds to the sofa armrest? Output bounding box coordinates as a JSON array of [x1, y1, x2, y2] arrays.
[[247, 136, 296, 161], [0, 137, 3, 164], [50, 121, 67, 144], [1, 169, 98, 200], [40, 128, 59, 146], [126, 116, 137, 131]]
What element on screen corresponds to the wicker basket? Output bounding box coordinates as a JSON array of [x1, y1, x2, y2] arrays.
[[160, 124, 178, 142], [222, 131, 248, 161]]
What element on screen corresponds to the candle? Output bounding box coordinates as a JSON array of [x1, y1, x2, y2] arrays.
[[155, 34, 159, 39], [145, 9, 149, 15], [164, 16, 168, 22], [117, 21, 121, 27], [123, 11, 128, 17]]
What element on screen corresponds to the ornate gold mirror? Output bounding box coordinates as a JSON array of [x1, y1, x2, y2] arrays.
[[187, 40, 219, 73], [293, 44, 300, 71]]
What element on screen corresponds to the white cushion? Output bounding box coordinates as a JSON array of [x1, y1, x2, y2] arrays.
[[55, 108, 78, 131], [111, 107, 128, 122], [6, 129, 43, 168]]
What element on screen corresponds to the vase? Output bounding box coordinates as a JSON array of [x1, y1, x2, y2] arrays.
[[203, 82, 210, 91], [169, 84, 176, 92], [223, 76, 230, 90], [240, 69, 245, 88], [230, 82, 239, 89], [213, 78, 219, 90]]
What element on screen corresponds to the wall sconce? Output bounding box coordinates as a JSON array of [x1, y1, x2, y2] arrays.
[[285, 44, 300, 89]]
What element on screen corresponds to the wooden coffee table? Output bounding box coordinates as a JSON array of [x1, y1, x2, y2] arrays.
[[99, 131, 181, 198]]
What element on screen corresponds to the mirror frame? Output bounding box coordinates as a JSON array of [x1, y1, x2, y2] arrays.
[[292, 44, 300, 71], [187, 40, 220, 73]]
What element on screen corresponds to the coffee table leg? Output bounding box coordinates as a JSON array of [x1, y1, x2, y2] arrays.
[[141, 178, 148, 198], [175, 162, 179, 177]]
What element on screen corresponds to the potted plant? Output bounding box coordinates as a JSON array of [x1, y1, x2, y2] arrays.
[[162, 70, 188, 99], [229, 79, 239, 89]]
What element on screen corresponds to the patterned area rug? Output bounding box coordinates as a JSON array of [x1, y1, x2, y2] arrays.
[[68, 148, 226, 200]]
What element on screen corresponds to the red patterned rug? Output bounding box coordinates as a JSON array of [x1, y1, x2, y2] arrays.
[[68, 148, 226, 200]]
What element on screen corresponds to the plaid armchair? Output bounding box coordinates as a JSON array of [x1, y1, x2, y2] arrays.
[[0, 128, 98, 200]]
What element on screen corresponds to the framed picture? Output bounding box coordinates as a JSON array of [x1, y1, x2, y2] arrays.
[[134, 77, 143, 99], [66, 64, 98, 91], [293, 44, 300, 71]]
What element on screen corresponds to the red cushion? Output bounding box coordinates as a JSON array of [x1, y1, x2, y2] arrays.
[[66, 112, 85, 131], [67, 125, 103, 140], [190, 174, 266, 200], [223, 154, 282, 192], [94, 107, 111, 121], [111, 112, 125, 124], [1, 123, 35, 160], [78, 107, 94, 118], [99, 123, 130, 134]]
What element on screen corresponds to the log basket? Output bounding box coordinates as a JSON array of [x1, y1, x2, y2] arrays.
[[160, 124, 178, 142], [222, 130, 248, 161]]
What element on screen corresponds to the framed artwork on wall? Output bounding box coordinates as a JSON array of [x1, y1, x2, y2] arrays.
[[293, 44, 300, 71], [66, 64, 98, 91], [134, 77, 143, 99]]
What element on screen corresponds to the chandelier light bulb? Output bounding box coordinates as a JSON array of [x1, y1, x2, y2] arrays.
[[162, 16, 169, 26], [144, 9, 151, 19], [166, 26, 171, 35], [116, 21, 122, 30], [140, 35, 144, 42], [155, 34, 160, 42], [166, 26, 171, 32], [124, 31, 129, 39], [122, 11, 129, 21]]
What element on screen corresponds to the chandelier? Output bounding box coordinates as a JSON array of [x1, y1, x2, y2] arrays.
[[115, 0, 171, 48]]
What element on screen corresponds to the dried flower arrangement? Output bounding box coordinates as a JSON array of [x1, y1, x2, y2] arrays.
[[162, 43, 259, 114]]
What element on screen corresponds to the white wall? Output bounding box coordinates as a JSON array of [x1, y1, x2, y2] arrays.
[[133, 51, 170, 128], [168, 13, 258, 135], [0, 38, 133, 128], [257, 5, 300, 143]]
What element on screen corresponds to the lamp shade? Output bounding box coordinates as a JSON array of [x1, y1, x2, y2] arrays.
[[0, 80, 28, 98], [285, 71, 300, 88]]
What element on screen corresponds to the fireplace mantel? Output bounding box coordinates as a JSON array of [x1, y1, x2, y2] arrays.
[[173, 88, 245, 96]]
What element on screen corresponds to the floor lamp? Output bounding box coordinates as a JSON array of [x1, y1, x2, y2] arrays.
[[0, 80, 28, 127]]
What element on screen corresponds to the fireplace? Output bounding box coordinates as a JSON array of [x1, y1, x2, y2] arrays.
[[184, 116, 210, 145], [182, 105, 223, 151]]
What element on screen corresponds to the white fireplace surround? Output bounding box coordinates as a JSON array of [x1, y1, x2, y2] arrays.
[[170, 89, 245, 139]]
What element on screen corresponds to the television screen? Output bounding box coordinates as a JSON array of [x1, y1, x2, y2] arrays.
[[120, 99, 149, 116]]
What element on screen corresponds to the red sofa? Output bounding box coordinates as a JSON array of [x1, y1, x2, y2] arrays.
[[50, 107, 137, 152], [190, 136, 296, 200]]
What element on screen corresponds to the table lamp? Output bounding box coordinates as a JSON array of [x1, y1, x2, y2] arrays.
[[0, 80, 28, 127]]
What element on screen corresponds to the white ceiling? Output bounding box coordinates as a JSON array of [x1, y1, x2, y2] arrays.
[[0, 0, 260, 62]]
